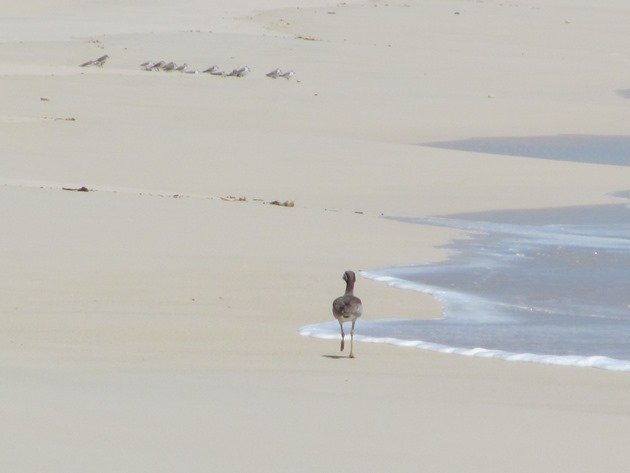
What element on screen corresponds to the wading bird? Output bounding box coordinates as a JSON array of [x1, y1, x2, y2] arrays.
[[332, 270, 362, 358]]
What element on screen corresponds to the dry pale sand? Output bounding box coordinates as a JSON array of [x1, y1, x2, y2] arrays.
[[2, 0, 630, 472]]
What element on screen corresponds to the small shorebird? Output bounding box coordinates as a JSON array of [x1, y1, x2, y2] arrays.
[[162, 61, 176, 71], [266, 68, 282, 79], [332, 270, 363, 358], [80, 54, 109, 67], [280, 70, 295, 80], [152, 60, 166, 70], [227, 66, 249, 77], [203, 65, 220, 74], [175, 63, 188, 72]]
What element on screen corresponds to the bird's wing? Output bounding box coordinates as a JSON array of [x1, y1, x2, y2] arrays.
[[333, 295, 362, 317]]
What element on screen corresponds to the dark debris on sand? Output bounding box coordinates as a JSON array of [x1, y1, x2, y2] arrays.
[[62, 186, 91, 192]]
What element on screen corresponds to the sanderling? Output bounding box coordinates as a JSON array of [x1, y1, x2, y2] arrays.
[[203, 65, 220, 74], [152, 61, 166, 70], [185, 69, 199, 74], [227, 66, 249, 77], [266, 68, 282, 79], [280, 70, 295, 80], [236, 66, 250, 77], [80, 54, 109, 67], [175, 63, 188, 72], [162, 61, 176, 71]]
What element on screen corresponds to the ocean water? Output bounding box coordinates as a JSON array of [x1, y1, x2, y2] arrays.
[[422, 134, 630, 166], [301, 200, 630, 371]]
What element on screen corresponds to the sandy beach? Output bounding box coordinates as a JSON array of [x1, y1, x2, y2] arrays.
[[2, 0, 630, 471]]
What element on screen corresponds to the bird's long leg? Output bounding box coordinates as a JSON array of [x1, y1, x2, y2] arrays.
[[349, 319, 356, 358], [339, 321, 345, 352]]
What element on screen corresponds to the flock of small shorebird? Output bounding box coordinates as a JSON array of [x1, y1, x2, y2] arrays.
[[80, 54, 296, 79]]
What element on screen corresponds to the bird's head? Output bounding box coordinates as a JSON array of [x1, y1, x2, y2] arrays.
[[342, 271, 356, 283]]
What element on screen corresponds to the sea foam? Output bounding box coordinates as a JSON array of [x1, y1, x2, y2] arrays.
[[299, 318, 630, 372]]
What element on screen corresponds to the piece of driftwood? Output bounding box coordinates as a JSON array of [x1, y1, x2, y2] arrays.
[[62, 186, 91, 192], [268, 200, 294, 207]]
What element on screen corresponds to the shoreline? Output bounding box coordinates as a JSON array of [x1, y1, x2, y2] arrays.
[[303, 191, 630, 373], [305, 267, 630, 373]]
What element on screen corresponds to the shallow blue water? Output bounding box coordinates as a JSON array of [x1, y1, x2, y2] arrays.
[[422, 134, 630, 166], [301, 200, 630, 371]]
